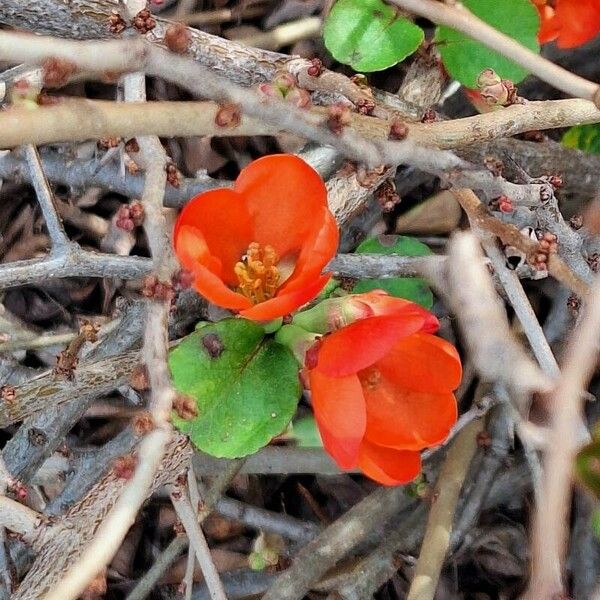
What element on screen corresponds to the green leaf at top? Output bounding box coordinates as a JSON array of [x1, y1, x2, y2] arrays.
[[435, 0, 540, 88], [352, 235, 434, 308], [562, 124, 600, 154], [323, 0, 424, 72], [169, 319, 301, 458]]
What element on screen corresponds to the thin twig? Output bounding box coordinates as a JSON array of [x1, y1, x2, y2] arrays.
[[0, 250, 152, 290], [407, 420, 482, 600], [22, 144, 70, 252], [388, 0, 600, 104], [167, 483, 227, 600], [41, 60, 177, 600], [443, 231, 551, 394], [452, 188, 591, 300], [126, 459, 245, 600], [525, 274, 600, 599], [483, 240, 559, 377], [263, 486, 415, 600]]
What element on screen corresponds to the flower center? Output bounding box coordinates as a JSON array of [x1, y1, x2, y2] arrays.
[[360, 367, 382, 392], [234, 242, 281, 304]]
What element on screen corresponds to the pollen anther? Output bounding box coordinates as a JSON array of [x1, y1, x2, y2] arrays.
[[235, 242, 281, 304]]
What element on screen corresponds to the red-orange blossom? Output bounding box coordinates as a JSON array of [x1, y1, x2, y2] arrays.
[[534, 0, 600, 48], [174, 154, 339, 321], [307, 301, 462, 486]]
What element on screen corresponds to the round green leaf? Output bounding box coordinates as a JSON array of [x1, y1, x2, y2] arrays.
[[352, 235, 434, 308], [562, 124, 600, 154], [435, 0, 540, 88], [576, 440, 600, 501], [291, 416, 323, 448], [323, 0, 424, 72], [169, 319, 301, 458]]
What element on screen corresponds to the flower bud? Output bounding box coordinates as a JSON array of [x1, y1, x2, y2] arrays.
[[476, 68, 501, 88]]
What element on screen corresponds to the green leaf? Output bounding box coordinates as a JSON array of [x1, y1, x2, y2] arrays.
[[323, 0, 424, 72], [562, 124, 600, 154], [169, 319, 301, 458], [593, 510, 600, 538], [352, 235, 434, 308], [290, 416, 323, 447], [435, 0, 540, 88], [576, 440, 600, 500]]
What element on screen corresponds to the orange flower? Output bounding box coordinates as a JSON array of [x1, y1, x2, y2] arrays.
[[173, 154, 339, 321], [307, 310, 461, 486], [534, 0, 600, 48]]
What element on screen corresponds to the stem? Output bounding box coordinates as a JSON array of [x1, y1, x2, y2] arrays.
[[389, 0, 600, 105], [407, 420, 482, 600]]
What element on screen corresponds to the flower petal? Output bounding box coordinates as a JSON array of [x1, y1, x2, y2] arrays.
[[314, 315, 428, 377], [174, 225, 222, 276], [349, 291, 439, 332], [376, 333, 462, 393], [239, 274, 331, 321], [555, 0, 600, 48], [361, 376, 457, 450], [174, 188, 252, 285], [234, 154, 330, 259], [537, 4, 559, 44], [358, 440, 421, 486], [278, 207, 339, 294], [189, 262, 253, 310], [309, 369, 366, 470]]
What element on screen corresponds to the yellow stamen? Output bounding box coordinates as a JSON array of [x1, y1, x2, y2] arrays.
[[235, 242, 281, 304]]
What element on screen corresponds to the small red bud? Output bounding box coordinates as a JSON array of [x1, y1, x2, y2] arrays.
[[388, 118, 409, 140], [112, 455, 138, 480], [164, 23, 191, 54], [215, 103, 241, 128], [306, 58, 324, 77]]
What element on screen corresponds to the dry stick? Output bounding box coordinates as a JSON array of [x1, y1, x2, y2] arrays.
[[0, 150, 224, 209], [1, 93, 600, 153], [406, 420, 483, 600], [483, 241, 559, 378], [0, 496, 42, 536], [126, 459, 245, 600], [328, 253, 446, 279], [262, 485, 415, 600], [42, 63, 176, 600], [184, 470, 203, 600], [0, 349, 140, 428], [443, 231, 550, 395], [234, 16, 321, 51], [0, 250, 151, 290], [451, 188, 591, 300], [167, 484, 227, 600], [22, 144, 70, 251], [0, 253, 436, 296], [524, 275, 600, 599], [0, 100, 280, 148], [389, 0, 600, 105], [13, 435, 192, 600]]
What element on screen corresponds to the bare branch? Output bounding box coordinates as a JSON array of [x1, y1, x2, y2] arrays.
[[167, 482, 227, 600], [0, 250, 152, 290], [407, 421, 482, 600], [525, 274, 600, 599], [23, 145, 70, 251], [388, 0, 600, 104], [444, 231, 551, 394], [0, 496, 42, 536]]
